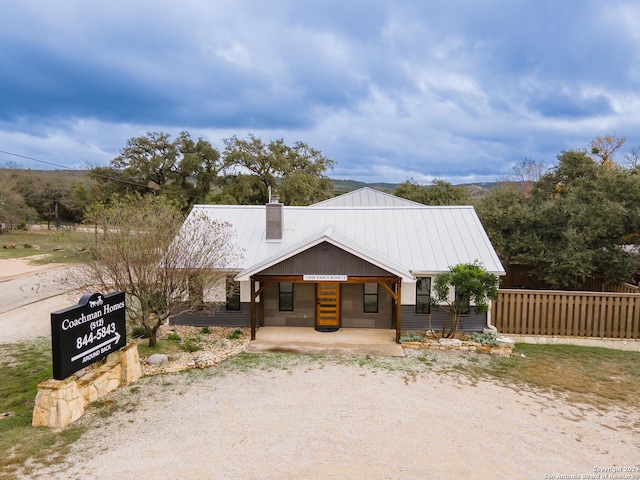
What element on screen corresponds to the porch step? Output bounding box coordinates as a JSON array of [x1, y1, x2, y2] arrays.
[[247, 327, 404, 357]]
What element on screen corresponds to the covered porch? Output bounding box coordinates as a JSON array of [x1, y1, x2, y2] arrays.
[[248, 274, 403, 343]]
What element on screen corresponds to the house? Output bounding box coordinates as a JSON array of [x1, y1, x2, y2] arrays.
[[172, 188, 505, 342]]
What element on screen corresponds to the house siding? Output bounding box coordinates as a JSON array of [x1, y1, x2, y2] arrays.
[[171, 303, 252, 327], [262, 282, 315, 327], [401, 306, 487, 332], [341, 283, 393, 328]]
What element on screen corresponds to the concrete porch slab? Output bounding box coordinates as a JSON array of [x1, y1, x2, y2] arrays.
[[245, 327, 405, 357]]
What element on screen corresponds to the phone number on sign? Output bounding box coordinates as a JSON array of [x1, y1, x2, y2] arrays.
[[76, 323, 117, 349]]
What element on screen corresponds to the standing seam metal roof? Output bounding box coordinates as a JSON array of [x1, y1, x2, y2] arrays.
[[184, 203, 505, 276]]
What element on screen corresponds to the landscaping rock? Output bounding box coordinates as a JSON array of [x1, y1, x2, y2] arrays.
[[438, 338, 462, 347], [497, 336, 516, 346], [146, 354, 168, 365]]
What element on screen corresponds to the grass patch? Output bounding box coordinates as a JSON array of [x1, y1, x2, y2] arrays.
[[136, 339, 183, 358], [0, 339, 85, 479], [466, 344, 640, 408], [0, 229, 94, 264]]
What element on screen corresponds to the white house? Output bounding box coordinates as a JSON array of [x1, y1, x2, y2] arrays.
[[172, 188, 505, 342]]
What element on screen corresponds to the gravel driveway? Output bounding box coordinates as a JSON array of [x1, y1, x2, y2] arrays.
[[25, 356, 640, 480], [3, 259, 639, 479]]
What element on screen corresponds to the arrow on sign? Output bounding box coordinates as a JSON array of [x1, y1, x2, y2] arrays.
[[70, 331, 121, 363]]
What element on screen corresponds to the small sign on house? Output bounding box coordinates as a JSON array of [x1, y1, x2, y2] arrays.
[[50, 291, 126, 380]]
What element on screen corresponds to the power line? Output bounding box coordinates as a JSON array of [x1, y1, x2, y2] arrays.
[[0, 149, 75, 170], [0, 149, 156, 191]]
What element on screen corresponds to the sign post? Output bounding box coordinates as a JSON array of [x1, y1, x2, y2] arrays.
[[51, 291, 126, 380]]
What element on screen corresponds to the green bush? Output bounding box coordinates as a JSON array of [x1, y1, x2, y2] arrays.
[[399, 332, 426, 343], [167, 333, 181, 342], [227, 329, 242, 340], [200, 327, 211, 334], [181, 336, 202, 352], [130, 324, 149, 339], [470, 330, 499, 347]]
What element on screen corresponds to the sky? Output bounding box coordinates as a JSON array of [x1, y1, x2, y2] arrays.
[[1, 1, 639, 184]]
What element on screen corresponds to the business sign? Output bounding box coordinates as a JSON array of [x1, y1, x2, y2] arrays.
[[51, 291, 126, 380], [303, 275, 348, 281]]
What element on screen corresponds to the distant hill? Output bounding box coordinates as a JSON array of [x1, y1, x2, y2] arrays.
[[331, 178, 504, 198], [331, 179, 399, 194]]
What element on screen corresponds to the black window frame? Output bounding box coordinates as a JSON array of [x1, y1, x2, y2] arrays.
[[279, 282, 294, 311], [363, 283, 379, 313], [415, 277, 431, 314], [225, 277, 241, 311]]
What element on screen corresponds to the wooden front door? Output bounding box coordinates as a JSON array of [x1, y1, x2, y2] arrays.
[[316, 283, 340, 328]]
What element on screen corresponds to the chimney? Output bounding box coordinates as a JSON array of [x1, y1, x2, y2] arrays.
[[266, 195, 283, 241]]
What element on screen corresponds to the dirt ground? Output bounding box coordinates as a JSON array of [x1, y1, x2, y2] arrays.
[[0, 258, 79, 343], [3, 258, 640, 479]]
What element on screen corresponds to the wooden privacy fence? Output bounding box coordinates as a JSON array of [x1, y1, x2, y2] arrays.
[[492, 289, 640, 339]]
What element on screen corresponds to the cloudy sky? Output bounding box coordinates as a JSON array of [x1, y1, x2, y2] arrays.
[[1, 1, 639, 184]]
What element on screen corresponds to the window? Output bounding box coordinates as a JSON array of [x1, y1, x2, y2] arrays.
[[363, 283, 378, 313], [226, 277, 240, 311], [415, 278, 431, 314], [279, 282, 294, 311]]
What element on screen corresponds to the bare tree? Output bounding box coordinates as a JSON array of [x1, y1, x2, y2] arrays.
[[509, 158, 548, 196], [590, 134, 626, 168], [624, 145, 640, 170], [77, 194, 241, 347]]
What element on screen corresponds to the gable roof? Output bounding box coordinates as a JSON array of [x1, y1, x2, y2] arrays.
[[183, 203, 505, 278], [236, 226, 415, 282], [311, 187, 422, 207]]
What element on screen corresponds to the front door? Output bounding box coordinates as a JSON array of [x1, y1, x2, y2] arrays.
[[316, 283, 340, 330]]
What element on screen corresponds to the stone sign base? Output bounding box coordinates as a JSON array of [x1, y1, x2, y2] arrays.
[[33, 343, 142, 428]]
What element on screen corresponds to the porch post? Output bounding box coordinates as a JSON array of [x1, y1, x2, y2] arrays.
[[250, 277, 256, 340], [395, 280, 402, 343]]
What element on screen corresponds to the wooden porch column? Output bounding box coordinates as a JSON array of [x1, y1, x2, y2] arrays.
[[395, 280, 402, 343], [250, 277, 256, 340]]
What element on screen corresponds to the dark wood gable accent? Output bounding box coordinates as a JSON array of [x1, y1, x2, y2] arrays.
[[259, 241, 393, 276]]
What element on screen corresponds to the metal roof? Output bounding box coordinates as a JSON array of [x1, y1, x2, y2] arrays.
[[311, 187, 423, 207], [183, 203, 505, 278]]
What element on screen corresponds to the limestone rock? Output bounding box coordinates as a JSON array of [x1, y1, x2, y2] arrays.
[[497, 336, 515, 346], [146, 354, 168, 365], [438, 338, 462, 347]]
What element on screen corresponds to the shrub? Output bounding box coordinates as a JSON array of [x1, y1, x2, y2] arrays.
[[130, 324, 149, 339], [200, 327, 211, 335], [181, 336, 202, 352], [399, 331, 426, 343], [227, 329, 242, 340], [470, 330, 499, 347], [167, 333, 181, 342]]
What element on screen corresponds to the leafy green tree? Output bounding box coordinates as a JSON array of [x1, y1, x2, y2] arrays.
[[11, 170, 91, 226], [220, 134, 334, 205], [432, 261, 500, 338], [77, 194, 239, 347], [395, 179, 470, 205], [92, 131, 221, 212], [474, 183, 533, 264], [523, 150, 640, 289], [0, 169, 38, 230]]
